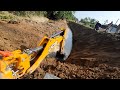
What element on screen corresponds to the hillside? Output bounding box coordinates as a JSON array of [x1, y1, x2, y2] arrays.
[[0, 16, 120, 79]]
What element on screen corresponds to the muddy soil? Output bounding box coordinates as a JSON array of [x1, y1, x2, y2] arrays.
[[0, 19, 120, 79], [23, 21, 120, 79], [0, 19, 66, 51]]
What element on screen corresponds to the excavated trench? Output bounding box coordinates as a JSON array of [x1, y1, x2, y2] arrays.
[[23, 21, 120, 79]]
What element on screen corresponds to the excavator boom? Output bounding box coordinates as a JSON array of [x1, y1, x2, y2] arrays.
[[0, 28, 72, 79]]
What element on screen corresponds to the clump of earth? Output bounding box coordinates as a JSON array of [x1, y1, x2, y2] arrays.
[[0, 19, 120, 79]]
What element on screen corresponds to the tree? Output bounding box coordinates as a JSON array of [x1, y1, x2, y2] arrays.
[[46, 11, 76, 21], [80, 17, 97, 28], [7, 11, 76, 21]]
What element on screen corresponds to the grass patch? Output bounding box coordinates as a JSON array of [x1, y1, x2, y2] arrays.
[[0, 11, 18, 20]]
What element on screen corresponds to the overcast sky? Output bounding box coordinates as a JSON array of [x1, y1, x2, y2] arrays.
[[74, 11, 120, 25]]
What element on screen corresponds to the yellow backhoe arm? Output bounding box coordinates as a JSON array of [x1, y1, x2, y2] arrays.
[[26, 35, 63, 74], [0, 28, 72, 79]]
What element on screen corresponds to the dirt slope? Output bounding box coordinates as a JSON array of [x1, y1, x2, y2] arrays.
[[0, 19, 66, 51], [0, 19, 120, 79], [23, 21, 120, 79]]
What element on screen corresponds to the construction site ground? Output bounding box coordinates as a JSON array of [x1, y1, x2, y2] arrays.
[[0, 19, 120, 79]]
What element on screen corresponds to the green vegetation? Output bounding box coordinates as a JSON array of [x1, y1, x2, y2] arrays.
[[46, 11, 76, 21], [0, 11, 17, 20], [0, 11, 76, 22], [0, 11, 99, 29], [80, 17, 97, 28], [8, 11, 47, 17]]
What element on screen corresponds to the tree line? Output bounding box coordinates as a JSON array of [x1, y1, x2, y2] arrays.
[[0, 11, 104, 29], [8, 11, 77, 21], [80, 17, 98, 28]]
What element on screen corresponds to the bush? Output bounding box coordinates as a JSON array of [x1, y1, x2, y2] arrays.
[[0, 11, 16, 20], [80, 17, 97, 28], [0, 11, 76, 22], [8, 11, 47, 17], [46, 11, 76, 21]]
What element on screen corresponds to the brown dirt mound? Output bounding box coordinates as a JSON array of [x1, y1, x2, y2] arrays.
[[23, 21, 120, 79], [1, 19, 120, 79], [0, 20, 66, 51]]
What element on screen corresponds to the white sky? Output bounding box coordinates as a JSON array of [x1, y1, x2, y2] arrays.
[[74, 11, 120, 25]]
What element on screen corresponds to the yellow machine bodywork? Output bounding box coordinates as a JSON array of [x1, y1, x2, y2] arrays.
[[0, 28, 69, 79], [27, 35, 63, 74], [0, 50, 31, 79]]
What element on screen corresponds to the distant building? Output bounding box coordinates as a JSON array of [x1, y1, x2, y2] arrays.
[[117, 24, 120, 33], [107, 24, 118, 33]]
